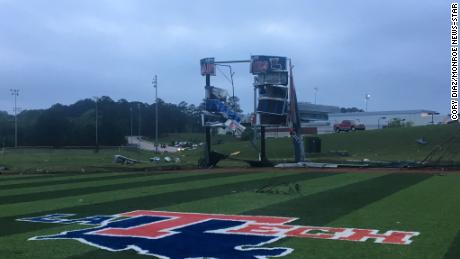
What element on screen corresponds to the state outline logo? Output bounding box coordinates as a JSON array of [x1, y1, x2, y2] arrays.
[[17, 210, 420, 259]]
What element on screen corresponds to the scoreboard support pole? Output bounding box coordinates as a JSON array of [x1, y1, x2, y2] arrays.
[[204, 74, 212, 167], [260, 126, 267, 162], [202, 59, 251, 168], [202, 58, 282, 167]]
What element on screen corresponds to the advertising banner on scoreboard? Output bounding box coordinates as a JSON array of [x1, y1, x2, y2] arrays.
[[200, 57, 215, 76], [254, 71, 289, 86], [250, 55, 287, 74]]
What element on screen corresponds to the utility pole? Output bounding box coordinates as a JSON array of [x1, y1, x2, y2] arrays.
[[153, 75, 159, 153], [10, 89, 19, 148]]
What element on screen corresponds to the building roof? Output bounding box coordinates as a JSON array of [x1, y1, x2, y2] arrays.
[[329, 110, 439, 117], [298, 102, 341, 113]]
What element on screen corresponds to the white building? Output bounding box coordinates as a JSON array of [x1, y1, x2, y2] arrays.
[[295, 102, 449, 135], [305, 110, 448, 134], [223, 102, 449, 137]]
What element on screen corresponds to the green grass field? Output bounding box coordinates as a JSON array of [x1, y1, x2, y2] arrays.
[[1, 124, 459, 174], [192, 123, 460, 165], [1, 124, 459, 258], [1, 169, 460, 259]]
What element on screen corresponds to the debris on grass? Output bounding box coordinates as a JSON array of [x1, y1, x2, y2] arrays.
[[256, 182, 301, 195], [275, 162, 338, 168], [150, 157, 161, 163], [416, 138, 428, 145], [113, 155, 139, 165]]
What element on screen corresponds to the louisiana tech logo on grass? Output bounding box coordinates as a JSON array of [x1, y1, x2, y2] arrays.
[[18, 210, 419, 258]]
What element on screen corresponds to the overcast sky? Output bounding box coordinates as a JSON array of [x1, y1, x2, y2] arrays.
[[0, 0, 449, 115]]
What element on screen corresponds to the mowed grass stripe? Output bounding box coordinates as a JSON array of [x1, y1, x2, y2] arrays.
[[53, 173, 383, 259], [0, 171, 214, 199], [1, 173, 352, 259], [0, 172, 239, 205], [302, 174, 460, 259], [163, 173, 383, 215], [0, 172, 164, 190], [0, 171, 254, 218], [0, 172, 143, 186], [0, 173, 78, 183], [5, 172, 328, 237], [245, 173, 432, 225], [444, 231, 460, 259], [0, 170, 131, 183]]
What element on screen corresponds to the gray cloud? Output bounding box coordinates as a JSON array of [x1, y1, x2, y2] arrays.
[[0, 0, 449, 114]]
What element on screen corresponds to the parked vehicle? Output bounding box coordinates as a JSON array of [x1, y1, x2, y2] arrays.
[[333, 120, 365, 132]]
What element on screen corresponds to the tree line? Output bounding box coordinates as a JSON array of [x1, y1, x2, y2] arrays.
[[0, 97, 203, 147], [0, 96, 363, 147]]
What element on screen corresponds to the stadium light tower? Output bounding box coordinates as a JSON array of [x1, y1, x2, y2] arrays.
[[10, 89, 19, 148], [314, 87, 318, 104], [93, 96, 99, 150], [153, 75, 158, 153], [365, 93, 371, 112]]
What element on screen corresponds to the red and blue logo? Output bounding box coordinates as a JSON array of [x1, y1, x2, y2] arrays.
[[18, 210, 419, 258]]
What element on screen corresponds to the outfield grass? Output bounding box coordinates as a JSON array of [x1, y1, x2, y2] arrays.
[[1, 170, 459, 258], [0, 148, 200, 174], [319, 123, 460, 162], [214, 124, 460, 163], [0, 124, 458, 174]]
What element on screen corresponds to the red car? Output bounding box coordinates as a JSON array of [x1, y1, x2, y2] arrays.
[[333, 120, 365, 132]]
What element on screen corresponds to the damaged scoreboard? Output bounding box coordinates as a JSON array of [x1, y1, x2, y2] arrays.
[[251, 55, 289, 126], [200, 55, 294, 167], [200, 58, 246, 134]]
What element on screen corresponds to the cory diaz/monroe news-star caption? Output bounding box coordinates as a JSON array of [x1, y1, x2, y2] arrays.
[[451, 3, 458, 120]]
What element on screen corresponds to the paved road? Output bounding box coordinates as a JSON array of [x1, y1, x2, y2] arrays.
[[126, 136, 179, 153]]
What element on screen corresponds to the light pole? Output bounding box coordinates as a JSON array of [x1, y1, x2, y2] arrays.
[[153, 75, 158, 153], [10, 89, 19, 148], [314, 87, 318, 104], [365, 93, 371, 112], [216, 64, 235, 109], [93, 97, 99, 150]]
